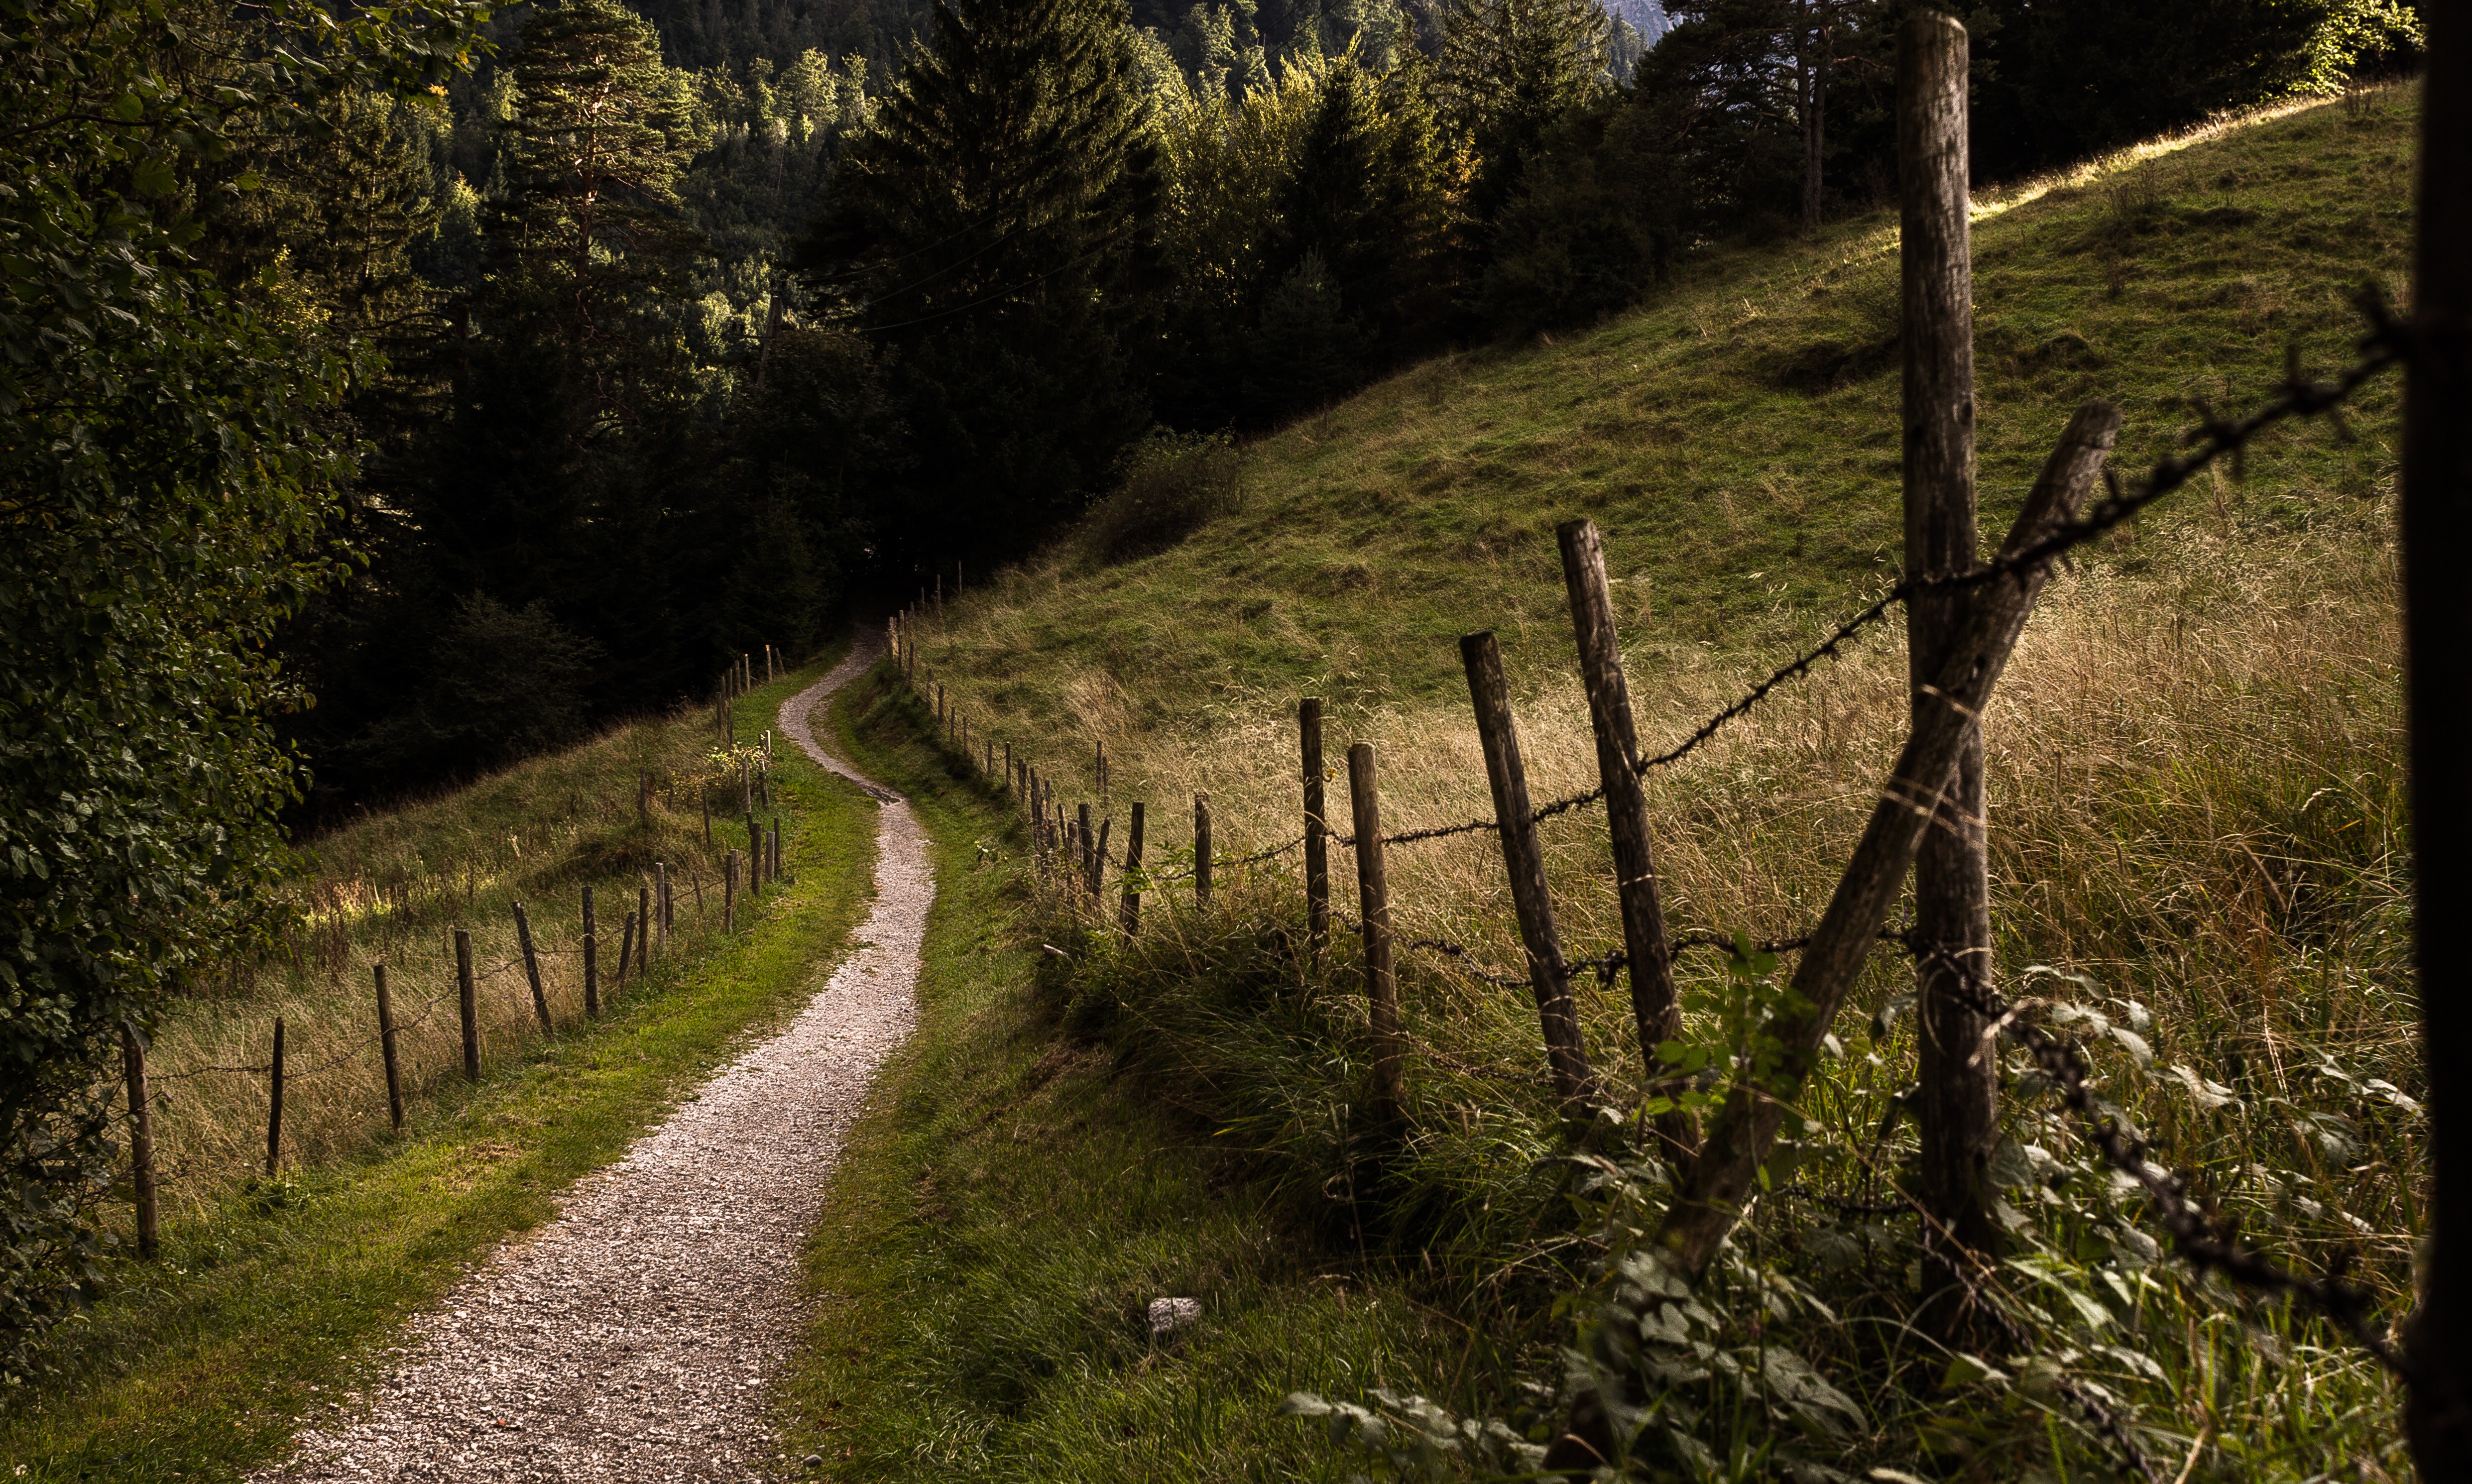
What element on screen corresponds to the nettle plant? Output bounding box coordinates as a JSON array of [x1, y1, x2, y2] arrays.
[[1289, 945, 2418, 1481]]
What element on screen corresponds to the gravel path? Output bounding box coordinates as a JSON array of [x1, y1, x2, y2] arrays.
[[265, 641, 928, 1484]]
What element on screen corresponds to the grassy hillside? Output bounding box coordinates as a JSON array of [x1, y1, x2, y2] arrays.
[[885, 85, 2420, 1481], [5, 656, 880, 1482]]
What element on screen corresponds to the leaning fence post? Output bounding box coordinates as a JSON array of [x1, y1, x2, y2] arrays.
[[1557, 518, 1688, 1150], [1194, 792, 1213, 911], [1460, 632, 1595, 1116], [514, 900, 553, 1033], [120, 1022, 157, 1258], [1120, 802, 1147, 934], [1347, 744, 1404, 1116], [1078, 804, 1094, 896], [1301, 698, 1330, 963], [265, 1017, 285, 1179], [616, 912, 637, 991], [1652, 399, 2122, 1280], [375, 963, 404, 1132], [1092, 816, 1112, 900], [582, 886, 600, 1020], [1899, 7, 2002, 1290], [457, 928, 479, 1082]]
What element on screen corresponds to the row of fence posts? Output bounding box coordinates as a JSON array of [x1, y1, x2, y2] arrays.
[[872, 15, 2084, 1276], [118, 645, 799, 1258]]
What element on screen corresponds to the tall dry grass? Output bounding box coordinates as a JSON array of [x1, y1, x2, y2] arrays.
[[132, 711, 788, 1223]]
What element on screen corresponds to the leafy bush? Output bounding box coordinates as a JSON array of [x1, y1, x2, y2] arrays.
[[1080, 431, 1247, 567]]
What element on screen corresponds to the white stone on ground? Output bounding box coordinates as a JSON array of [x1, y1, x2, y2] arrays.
[[261, 639, 926, 1484]]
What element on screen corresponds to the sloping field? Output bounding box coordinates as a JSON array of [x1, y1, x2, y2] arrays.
[[892, 84, 2420, 1480]]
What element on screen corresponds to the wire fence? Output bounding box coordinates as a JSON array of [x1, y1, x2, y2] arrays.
[[891, 305, 2414, 1450]]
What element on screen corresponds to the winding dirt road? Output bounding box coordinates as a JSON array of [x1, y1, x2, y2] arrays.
[[266, 641, 928, 1484]]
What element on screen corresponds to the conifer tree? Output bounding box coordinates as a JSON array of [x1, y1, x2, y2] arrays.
[[1437, 0, 1610, 244], [807, 0, 1161, 559]]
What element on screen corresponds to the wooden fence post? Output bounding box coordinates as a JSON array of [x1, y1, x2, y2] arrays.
[[1078, 804, 1094, 894], [1092, 816, 1112, 899], [656, 862, 671, 953], [119, 1023, 157, 1258], [746, 812, 762, 894], [582, 886, 599, 1020], [1301, 698, 1330, 963], [725, 851, 738, 931], [616, 912, 637, 991], [1194, 793, 1213, 911], [2403, 3, 2472, 1470], [265, 1017, 285, 1179], [1653, 400, 2121, 1279], [637, 885, 652, 975], [1119, 802, 1146, 934], [1557, 518, 1688, 1151], [375, 964, 404, 1132], [457, 928, 479, 1082], [514, 901, 552, 1032], [1899, 8, 2002, 1288], [1348, 745, 1404, 1116], [1460, 633, 1595, 1116]]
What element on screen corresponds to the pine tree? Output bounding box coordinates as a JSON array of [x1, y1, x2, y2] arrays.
[[1436, 0, 1610, 244], [805, 0, 1162, 561]]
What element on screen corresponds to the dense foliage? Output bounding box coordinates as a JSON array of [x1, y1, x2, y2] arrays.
[[0, 0, 490, 1377]]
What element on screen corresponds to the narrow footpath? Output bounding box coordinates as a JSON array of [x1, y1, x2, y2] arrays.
[[267, 640, 931, 1484]]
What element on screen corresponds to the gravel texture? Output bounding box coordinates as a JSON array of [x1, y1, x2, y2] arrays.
[[265, 642, 927, 1483]]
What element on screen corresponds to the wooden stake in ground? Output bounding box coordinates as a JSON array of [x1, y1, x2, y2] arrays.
[[1119, 802, 1146, 934], [375, 963, 404, 1132], [637, 886, 652, 975], [1347, 744, 1404, 1116], [2403, 2, 2472, 1468], [1092, 816, 1111, 900], [656, 862, 671, 952], [1300, 698, 1329, 962], [582, 886, 599, 1019], [1078, 804, 1094, 894], [457, 928, 479, 1082], [746, 813, 762, 895], [1461, 632, 1594, 1115], [265, 1017, 285, 1179], [724, 850, 738, 931], [1558, 518, 1685, 1149], [1899, 8, 2002, 1287], [616, 913, 637, 991], [120, 1022, 157, 1258], [1194, 792, 1213, 911], [1655, 399, 2121, 1279], [514, 900, 553, 1032]]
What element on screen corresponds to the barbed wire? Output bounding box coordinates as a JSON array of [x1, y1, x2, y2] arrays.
[[1913, 938, 2413, 1382]]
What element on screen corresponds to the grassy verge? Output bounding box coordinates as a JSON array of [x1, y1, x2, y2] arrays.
[[774, 663, 1463, 1484], [2, 657, 879, 1482]]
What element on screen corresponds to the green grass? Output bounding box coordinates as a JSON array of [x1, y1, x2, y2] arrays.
[[2, 657, 879, 1482], [863, 86, 2423, 1482], [773, 665, 1458, 1484]]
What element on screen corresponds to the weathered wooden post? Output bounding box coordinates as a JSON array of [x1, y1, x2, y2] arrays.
[[1119, 802, 1147, 934], [1300, 699, 1330, 963], [1557, 519, 1687, 1149], [265, 1018, 285, 1179], [2403, 4, 2472, 1472], [746, 813, 762, 894], [1347, 745, 1404, 1116], [457, 928, 479, 1082], [375, 963, 404, 1132], [1078, 804, 1094, 896], [637, 886, 652, 975], [514, 901, 552, 1032], [725, 850, 739, 931], [1653, 401, 2121, 1278], [582, 886, 599, 1020], [1899, 8, 2002, 1288], [615, 912, 637, 991], [1194, 793, 1213, 911], [1460, 633, 1595, 1115], [656, 862, 671, 955], [1092, 817, 1111, 900], [120, 1023, 157, 1258]]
